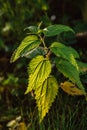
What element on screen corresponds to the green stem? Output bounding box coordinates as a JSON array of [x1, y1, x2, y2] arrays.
[[39, 35, 46, 48], [39, 35, 48, 53]]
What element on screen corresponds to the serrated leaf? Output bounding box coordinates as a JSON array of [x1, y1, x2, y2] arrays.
[[56, 58, 85, 92], [50, 42, 79, 59], [43, 24, 75, 37], [25, 55, 51, 94], [61, 81, 85, 96], [35, 75, 58, 122], [10, 35, 41, 62], [50, 42, 79, 70]]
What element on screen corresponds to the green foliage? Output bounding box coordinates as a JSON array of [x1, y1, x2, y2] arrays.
[[10, 35, 41, 62], [43, 24, 75, 37], [11, 23, 87, 122], [35, 75, 58, 122], [25, 55, 51, 94], [50, 42, 79, 59], [56, 58, 85, 92]]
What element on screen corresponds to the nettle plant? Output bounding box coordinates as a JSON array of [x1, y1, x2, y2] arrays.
[[11, 23, 87, 122]]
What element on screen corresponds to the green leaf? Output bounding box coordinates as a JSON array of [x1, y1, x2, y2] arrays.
[[56, 58, 85, 92], [10, 35, 41, 62], [50, 42, 79, 70], [25, 55, 51, 94], [22, 47, 46, 59], [50, 42, 79, 59], [24, 26, 38, 33], [35, 75, 58, 122], [43, 24, 75, 37]]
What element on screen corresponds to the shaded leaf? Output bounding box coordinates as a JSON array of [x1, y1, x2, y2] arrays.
[[10, 35, 41, 62], [24, 26, 38, 33], [25, 55, 51, 94], [50, 42, 79, 59], [35, 75, 58, 122], [56, 58, 85, 92], [22, 47, 46, 59], [43, 24, 75, 37], [61, 81, 85, 95], [50, 42, 79, 69]]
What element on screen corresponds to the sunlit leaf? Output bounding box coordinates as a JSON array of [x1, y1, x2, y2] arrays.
[[35, 75, 58, 122], [25, 55, 51, 94], [61, 81, 85, 95], [10, 35, 41, 62]]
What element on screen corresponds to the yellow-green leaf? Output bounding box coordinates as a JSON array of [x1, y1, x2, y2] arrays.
[[25, 55, 51, 94], [10, 35, 41, 62], [35, 75, 58, 122]]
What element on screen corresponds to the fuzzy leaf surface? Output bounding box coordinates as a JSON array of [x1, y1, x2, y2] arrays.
[[56, 58, 85, 92], [50, 42, 79, 59], [43, 24, 75, 37], [10, 35, 41, 62], [61, 81, 85, 95], [50, 42, 79, 69], [35, 75, 58, 122], [25, 56, 51, 94]]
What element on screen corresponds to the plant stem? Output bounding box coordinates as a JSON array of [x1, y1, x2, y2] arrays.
[[39, 35, 48, 53], [39, 35, 46, 48], [46, 51, 52, 58]]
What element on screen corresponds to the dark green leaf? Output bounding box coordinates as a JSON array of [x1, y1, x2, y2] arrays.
[[24, 26, 38, 33], [22, 47, 46, 59], [50, 42, 79, 69], [50, 42, 79, 59], [43, 24, 75, 37], [56, 58, 85, 92]]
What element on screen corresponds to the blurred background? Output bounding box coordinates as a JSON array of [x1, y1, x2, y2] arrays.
[[0, 0, 87, 130]]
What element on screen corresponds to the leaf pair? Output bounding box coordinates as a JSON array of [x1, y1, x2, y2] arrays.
[[25, 55, 58, 122], [50, 42, 85, 92]]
